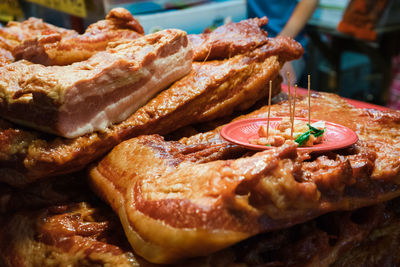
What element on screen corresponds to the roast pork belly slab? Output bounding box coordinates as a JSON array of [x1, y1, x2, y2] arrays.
[[13, 8, 144, 66], [0, 29, 192, 138], [188, 17, 270, 61], [89, 92, 400, 263], [0, 18, 304, 186], [0, 16, 76, 67], [0, 17, 77, 52], [2, 198, 400, 266], [0, 8, 143, 66]]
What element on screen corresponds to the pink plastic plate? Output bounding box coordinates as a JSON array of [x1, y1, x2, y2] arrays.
[[220, 117, 358, 152]]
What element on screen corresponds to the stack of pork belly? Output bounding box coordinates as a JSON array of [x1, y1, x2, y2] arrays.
[[2, 7, 399, 267]]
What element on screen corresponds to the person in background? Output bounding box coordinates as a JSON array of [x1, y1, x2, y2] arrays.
[[248, 0, 319, 84]]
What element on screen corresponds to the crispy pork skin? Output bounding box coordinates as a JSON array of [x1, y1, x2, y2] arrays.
[[0, 29, 192, 138], [0, 8, 143, 66], [2, 198, 400, 266], [89, 92, 400, 263], [0, 32, 303, 186], [0, 16, 76, 67], [13, 8, 144, 66], [188, 17, 270, 61], [0, 202, 143, 267], [0, 17, 76, 52]]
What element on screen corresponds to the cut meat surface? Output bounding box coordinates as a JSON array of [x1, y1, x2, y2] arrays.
[[0, 29, 192, 138]]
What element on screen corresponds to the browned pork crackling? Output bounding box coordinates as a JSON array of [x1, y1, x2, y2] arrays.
[[0, 15, 75, 54], [0, 8, 143, 66], [188, 16, 269, 61], [90, 92, 400, 263], [13, 8, 144, 66], [0, 10, 399, 267], [188, 16, 301, 63], [0, 18, 303, 186], [2, 197, 400, 266]]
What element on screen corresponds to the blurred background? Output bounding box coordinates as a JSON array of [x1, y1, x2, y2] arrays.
[[3, 0, 400, 109]]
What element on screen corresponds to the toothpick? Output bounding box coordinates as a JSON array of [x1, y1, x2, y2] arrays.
[[308, 75, 311, 125], [291, 84, 297, 139], [267, 80, 272, 138], [287, 72, 292, 119], [287, 72, 293, 139]]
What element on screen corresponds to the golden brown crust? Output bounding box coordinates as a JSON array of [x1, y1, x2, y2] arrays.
[[0, 202, 144, 267], [188, 17, 303, 62], [0, 8, 143, 67], [13, 8, 144, 66], [89, 92, 400, 263], [0, 32, 303, 186], [188, 17, 271, 61], [2, 198, 400, 266], [0, 17, 77, 52]]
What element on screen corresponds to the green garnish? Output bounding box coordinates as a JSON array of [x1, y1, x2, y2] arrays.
[[308, 124, 325, 137], [295, 131, 311, 146], [295, 124, 325, 147]]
